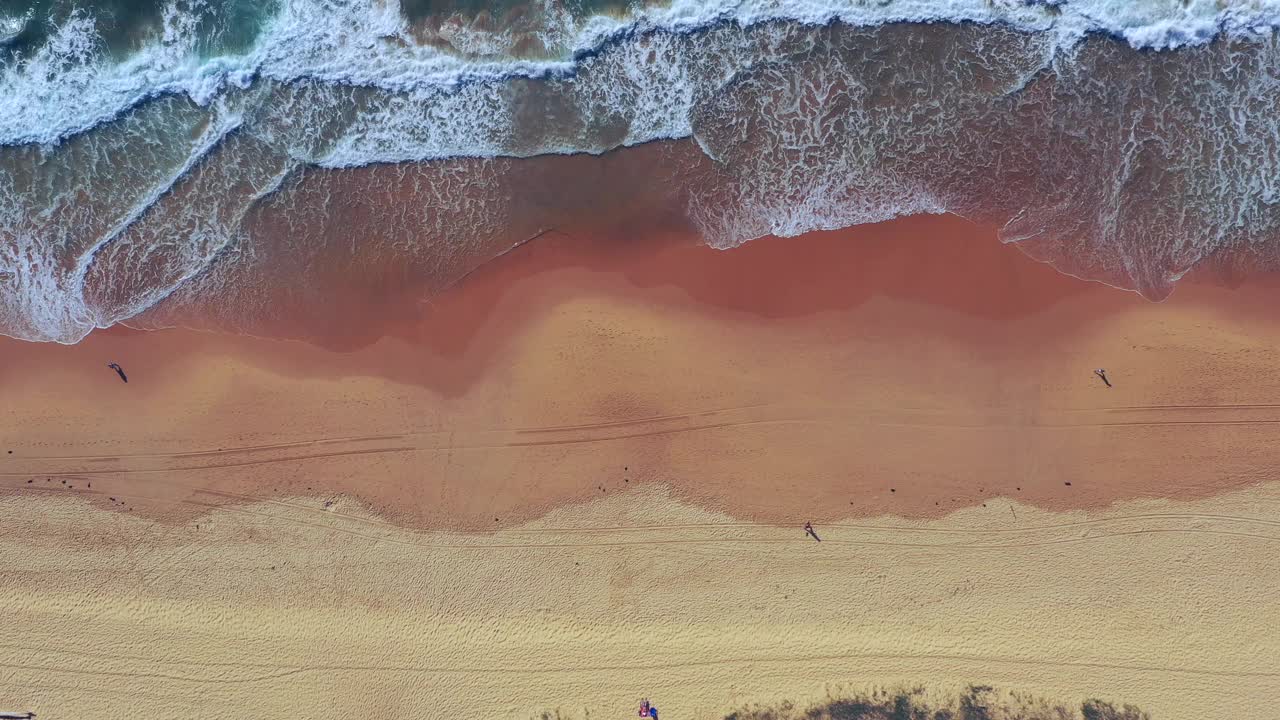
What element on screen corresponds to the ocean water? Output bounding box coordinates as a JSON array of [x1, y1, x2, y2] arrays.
[[2, 0, 1280, 343]]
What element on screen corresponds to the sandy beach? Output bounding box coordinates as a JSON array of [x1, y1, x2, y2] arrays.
[[2, 215, 1279, 718]]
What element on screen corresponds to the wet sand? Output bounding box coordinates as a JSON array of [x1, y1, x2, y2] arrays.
[[3, 215, 1280, 529], [1, 214, 1280, 717]]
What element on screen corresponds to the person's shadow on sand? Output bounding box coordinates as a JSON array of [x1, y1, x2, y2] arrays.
[[804, 521, 821, 542], [107, 362, 128, 383]]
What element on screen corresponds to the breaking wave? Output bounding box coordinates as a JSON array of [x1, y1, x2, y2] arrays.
[[2, 0, 1280, 343]]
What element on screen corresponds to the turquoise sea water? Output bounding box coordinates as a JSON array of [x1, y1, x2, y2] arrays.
[[1, 0, 276, 61]]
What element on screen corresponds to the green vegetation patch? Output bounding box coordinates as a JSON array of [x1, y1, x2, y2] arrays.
[[724, 685, 1150, 720], [530, 685, 1151, 720]]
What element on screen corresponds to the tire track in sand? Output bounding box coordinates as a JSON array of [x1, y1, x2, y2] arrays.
[[5, 401, 1280, 479]]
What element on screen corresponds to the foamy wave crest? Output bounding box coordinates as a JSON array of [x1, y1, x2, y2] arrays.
[[0, 10, 31, 47], [0, 95, 248, 342], [3, 3, 1280, 344], [3, 0, 1280, 148], [686, 23, 1280, 296]]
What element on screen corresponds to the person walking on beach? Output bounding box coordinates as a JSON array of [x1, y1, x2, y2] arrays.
[[804, 521, 821, 542], [107, 362, 128, 383], [639, 699, 658, 719], [1093, 368, 1111, 388]]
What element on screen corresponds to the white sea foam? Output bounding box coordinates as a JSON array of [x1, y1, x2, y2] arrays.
[[0, 9, 31, 46], [2, 0, 1279, 149], [3, 1, 1280, 344], [0, 95, 246, 343]]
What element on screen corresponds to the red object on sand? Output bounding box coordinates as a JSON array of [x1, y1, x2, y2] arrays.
[[639, 699, 650, 716]]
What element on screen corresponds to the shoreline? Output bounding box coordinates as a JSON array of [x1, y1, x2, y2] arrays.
[[3, 214, 1280, 531], [5, 213, 1280, 719]]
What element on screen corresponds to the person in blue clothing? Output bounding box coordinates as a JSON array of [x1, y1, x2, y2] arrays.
[[638, 699, 658, 719]]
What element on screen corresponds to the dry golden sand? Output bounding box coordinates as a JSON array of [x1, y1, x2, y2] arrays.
[[1, 216, 1279, 717], [2, 486, 1278, 719]]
